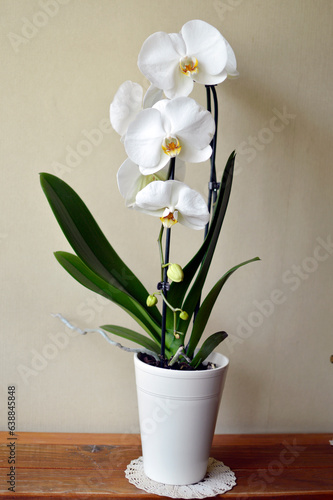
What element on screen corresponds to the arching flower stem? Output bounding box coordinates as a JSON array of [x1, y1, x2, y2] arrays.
[[160, 292, 184, 339]]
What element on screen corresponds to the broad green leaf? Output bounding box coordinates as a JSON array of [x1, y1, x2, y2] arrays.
[[168, 151, 235, 339], [100, 325, 161, 354], [54, 251, 161, 343], [190, 331, 228, 369], [40, 173, 161, 325], [186, 257, 260, 358]]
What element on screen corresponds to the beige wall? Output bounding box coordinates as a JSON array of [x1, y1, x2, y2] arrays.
[[1, 0, 332, 434]]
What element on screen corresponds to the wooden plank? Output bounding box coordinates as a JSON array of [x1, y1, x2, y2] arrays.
[[1, 442, 332, 470], [1, 432, 331, 446], [0, 432, 141, 446], [1, 467, 333, 498], [0, 434, 332, 499], [0, 443, 141, 469], [1, 466, 333, 498], [212, 433, 333, 446]]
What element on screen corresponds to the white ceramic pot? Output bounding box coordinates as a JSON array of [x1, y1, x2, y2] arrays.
[[134, 351, 229, 485]]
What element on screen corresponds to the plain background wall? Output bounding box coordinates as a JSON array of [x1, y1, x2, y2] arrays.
[[1, 0, 332, 434]]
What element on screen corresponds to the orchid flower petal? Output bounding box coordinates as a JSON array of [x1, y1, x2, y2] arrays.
[[138, 32, 179, 91], [135, 180, 173, 214], [162, 97, 215, 150], [181, 20, 228, 76], [117, 157, 186, 207], [164, 70, 194, 99], [143, 84, 164, 109], [138, 156, 170, 175], [193, 68, 228, 85], [124, 108, 165, 168], [224, 38, 239, 77], [180, 144, 212, 164], [168, 32, 186, 56], [110, 81, 143, 137], [117, 158, 143, 207]]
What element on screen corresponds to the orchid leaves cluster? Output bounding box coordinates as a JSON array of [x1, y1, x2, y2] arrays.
[[40, 20, 259, 369]]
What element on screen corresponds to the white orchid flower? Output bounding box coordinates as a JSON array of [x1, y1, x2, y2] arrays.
[[117, 157, 185, 207], [124, 96, 215, 175], [134, 180, 209, 230], [110, 81, 163, 138], [138, 20, 232, 98]]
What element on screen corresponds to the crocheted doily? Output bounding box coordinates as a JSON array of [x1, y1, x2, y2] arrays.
[[125, 456, 237, 498]]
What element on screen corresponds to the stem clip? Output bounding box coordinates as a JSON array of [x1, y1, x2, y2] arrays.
[[157, 281, 170, 292]]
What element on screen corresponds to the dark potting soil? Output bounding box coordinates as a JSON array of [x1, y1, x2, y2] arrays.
[[138, 352, 216, 371]]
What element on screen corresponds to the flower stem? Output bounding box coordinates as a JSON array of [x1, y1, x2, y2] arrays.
[[160, 158, 176, 362], [160, 292, 183, 337]]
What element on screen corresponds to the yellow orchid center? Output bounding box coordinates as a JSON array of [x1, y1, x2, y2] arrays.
[[179, 56, 199, 75], [162, 136, 181, 157], [160, 208, 178, 228]]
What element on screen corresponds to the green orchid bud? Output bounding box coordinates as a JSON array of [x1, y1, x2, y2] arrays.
[[179, 310, 189, 321], [146, 294, 158, 307], [167, 263, 184, 283]]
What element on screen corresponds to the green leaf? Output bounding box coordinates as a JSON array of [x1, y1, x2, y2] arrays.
[[168, 151, 235, 338], [186, 257, 260, 358], [54, 251, 161, 343], [100, 325, 161, 354], [190, 331, 228, 369], [40, 173, 161, 325]]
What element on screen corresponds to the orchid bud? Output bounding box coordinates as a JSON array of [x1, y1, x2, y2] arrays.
[[179, 310, 189, 321], [167, 263, 184, 283], [146, 294, 157, 307]]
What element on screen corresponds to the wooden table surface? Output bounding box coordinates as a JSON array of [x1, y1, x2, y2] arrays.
[[0, 432, 332, 499]]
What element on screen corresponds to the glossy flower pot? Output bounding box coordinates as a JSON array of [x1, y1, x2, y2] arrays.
[[134, 351, 229, 485]]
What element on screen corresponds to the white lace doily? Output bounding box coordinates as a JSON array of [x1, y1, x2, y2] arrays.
[[125, 456, 237, 498]]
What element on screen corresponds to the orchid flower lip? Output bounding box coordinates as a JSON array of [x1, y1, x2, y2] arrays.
[[162, 136, 181, 157], [160, 208, 178, 228], [180, 56, 199, 75]]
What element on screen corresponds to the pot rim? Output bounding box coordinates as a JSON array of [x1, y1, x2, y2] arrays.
[[134, 351, 229, 379]]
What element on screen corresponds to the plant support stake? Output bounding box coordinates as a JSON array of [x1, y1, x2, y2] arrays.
[[160, 158, 176, 362]]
